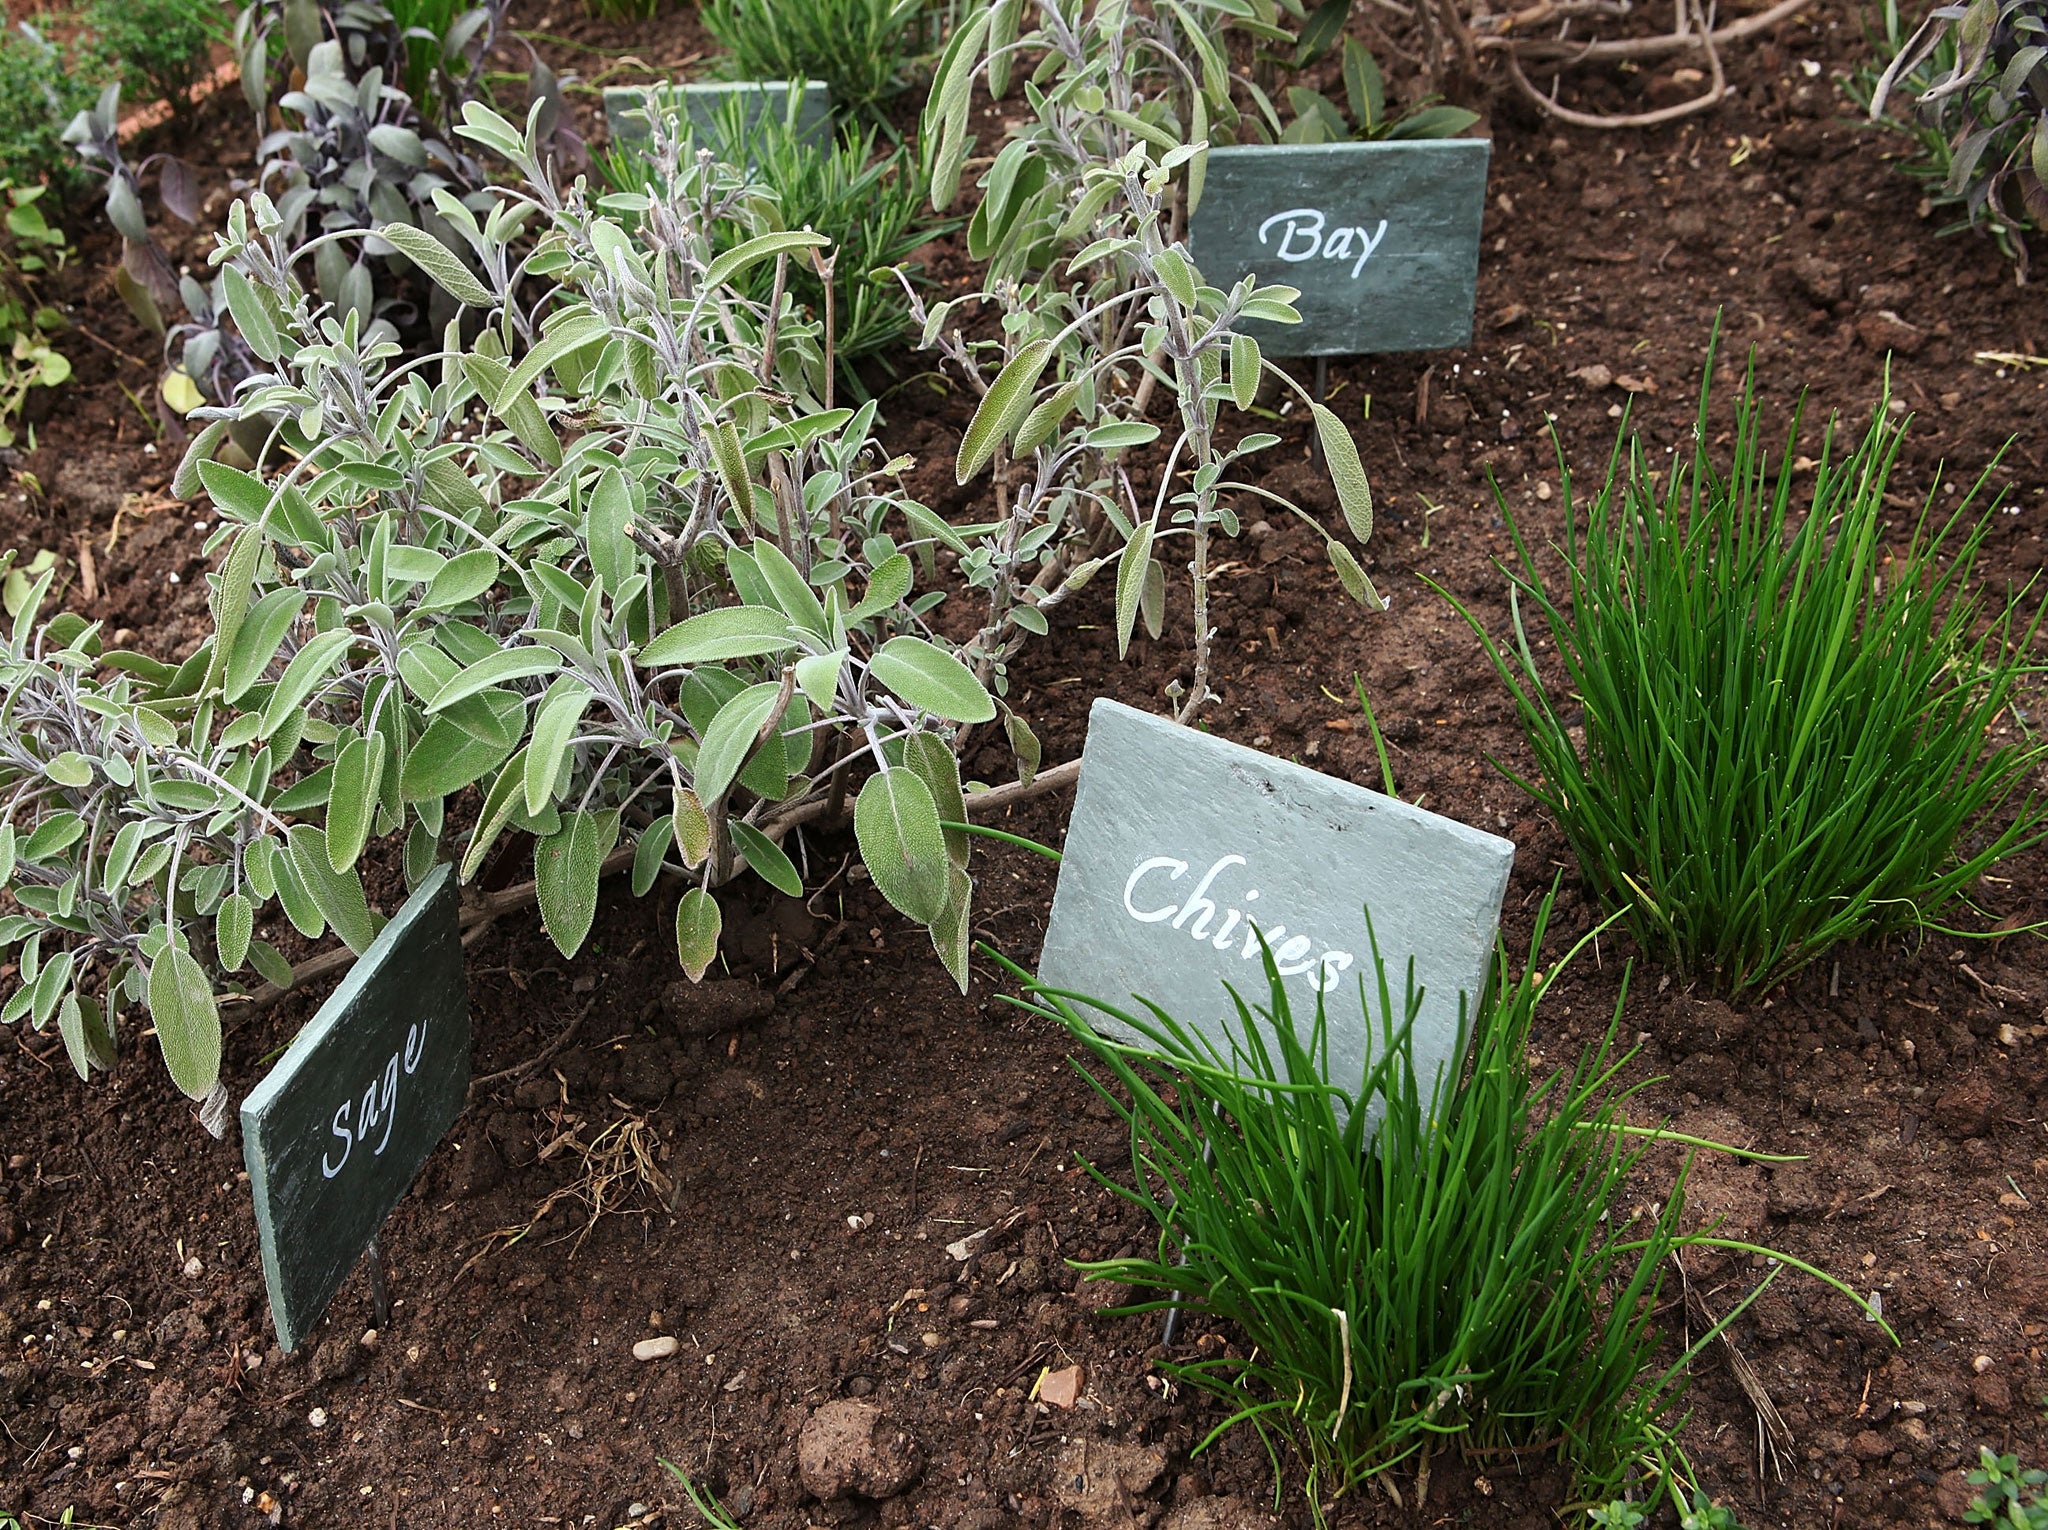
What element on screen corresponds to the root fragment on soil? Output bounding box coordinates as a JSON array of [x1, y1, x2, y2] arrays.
[[1671, 1252, 1792, 1481], [457, 1108, 675, 1279]]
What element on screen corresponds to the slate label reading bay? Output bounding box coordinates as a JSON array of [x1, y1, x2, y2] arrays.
[[242, 865, 469, 1352], [1188, 139, 1490, 357], [1037, 702, 1514, 1118]]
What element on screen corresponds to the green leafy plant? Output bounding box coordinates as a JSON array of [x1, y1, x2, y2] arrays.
[[68, 0, 541, 418], [1006, 894, 1888, 1512], [0, 23, 96, 193], [701, 0, 932, 120], [1868, 0, 2047, 268], [0, 181, 71, 446], [0, 95, 1142, 1113], [584, 0, 662, 18], [1277, 36, 1481, 142], [918, 0, 1382, 728], [1588, 1505, 1647, 1530], [1672, 1483, 1749, 1530], [1966, 1448, 2048, 1528], [597, 90, 945, 377], [1445, 347, 2048, 997], [82, 0, 229, 117]]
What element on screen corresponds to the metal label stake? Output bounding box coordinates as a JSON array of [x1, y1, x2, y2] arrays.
[[365, 1237, 393, 1331]]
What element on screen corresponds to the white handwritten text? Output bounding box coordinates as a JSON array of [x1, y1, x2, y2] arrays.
[[1256, 209, 1391, 279]]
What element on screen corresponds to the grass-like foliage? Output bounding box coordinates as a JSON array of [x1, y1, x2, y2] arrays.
[[1009, 899, 1886, 1513], [701, 0, 930, 120], [1449, 354, 2048, 997]]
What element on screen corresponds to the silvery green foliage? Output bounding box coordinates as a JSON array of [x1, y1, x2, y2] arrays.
[[0, 102, 998, 1119], [914, 0, 1382, 723], [1870, 0, 2048, 261]]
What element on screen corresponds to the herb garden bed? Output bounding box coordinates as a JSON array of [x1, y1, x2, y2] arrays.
[[2, 2, 2047, 1528]]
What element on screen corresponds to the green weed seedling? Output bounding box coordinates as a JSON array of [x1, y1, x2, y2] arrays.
[[1965, 1448, 2048, 1529], [1447, 336, 2048, 997], [1000, 890, 1888, 1517]]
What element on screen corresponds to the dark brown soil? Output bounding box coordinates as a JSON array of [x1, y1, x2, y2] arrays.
[[2, 4, 2047, 1530]]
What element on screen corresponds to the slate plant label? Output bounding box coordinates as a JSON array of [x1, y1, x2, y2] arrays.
[[1037, 700, 1514, 1120], [241, 864, 470, 1352], [1188, 139, 1491, 357], [603, 79, 833, 146]]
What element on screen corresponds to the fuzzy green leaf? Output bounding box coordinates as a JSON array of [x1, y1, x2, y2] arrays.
[[692, 681, 782, 806], [287, 825, 377, 954], [216, 891, 254, 973], [1115, 519, 1156, 659], [854, 769, 950, 925], [534, 809, 621, 959], [674, 886, 721, 981], [377, 220, 495, 307], [148, 943, 221, 1101], [869, 636, 995, 723], [730, 820, 803, 898], [1311, 402, 1373, 543], [957, 338, 1052, 483]]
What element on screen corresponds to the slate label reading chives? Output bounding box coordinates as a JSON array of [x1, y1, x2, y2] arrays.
[[241, 865, 470, 1353], [1037, 701, 1514, 1128], [1187, 138, 1491, 358]]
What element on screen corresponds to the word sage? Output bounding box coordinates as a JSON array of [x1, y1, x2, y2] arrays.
[[1037, 700, 1514, 1123], [1188, 138, 1490, 357], [241, 865, 470, 1352]]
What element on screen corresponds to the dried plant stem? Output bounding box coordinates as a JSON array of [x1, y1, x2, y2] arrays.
[[1504, 0, 1728, 128]]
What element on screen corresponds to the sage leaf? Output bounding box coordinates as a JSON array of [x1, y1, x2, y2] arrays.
[[148, 943, 221, 1100], [854, 769, 950, 925], [534, 808, 620, 959], [216, 891, 254, 973], [730, 820, 802, 898], [1311, 401, 1374, 543], [957, 338, 1052, 483], [692, 682, 782, 806], [1115, 519, 1156, 659], [376, 220, 495, 307], [674, 886, 721, 981], [869, 636, 995, 723]]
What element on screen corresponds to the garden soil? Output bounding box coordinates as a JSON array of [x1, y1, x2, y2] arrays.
[[3, 3, 2047, 1527]]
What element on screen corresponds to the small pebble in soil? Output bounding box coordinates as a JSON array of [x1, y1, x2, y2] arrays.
[[308, 1408, 328, 1429], [1037, 1364, 1083, 1410], [360, 1329, 378, 1350], [632, 1335, 679, 1362], [182, 1256, 203, 1277], [1973, 1354, 1994, 1373]]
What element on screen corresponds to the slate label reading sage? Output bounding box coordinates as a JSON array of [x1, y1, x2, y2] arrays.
[[1187, 139, 1490, 357], [1037, 701, 1514, 1120], [241, 865, 469, 1352]]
